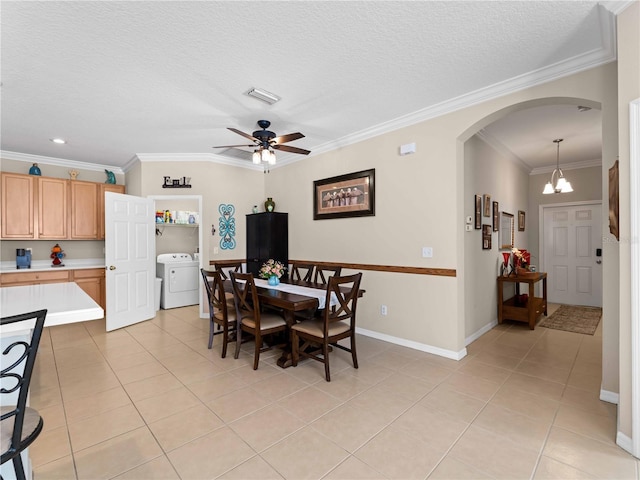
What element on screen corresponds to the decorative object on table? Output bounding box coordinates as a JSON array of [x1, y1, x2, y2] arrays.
[[539, 305, 602, 335], [542, 138, 573, 194], [474, 194, 481, 229], [29, 163, 42, 175], [609, 159, 619, 240], [259, 259, 286, 285], [50, 243, 65, 267], [218, 204, 236, 250], [161, 175, 191, 188], [483, 194, 491, 217], [492, 201, 499, 231], [518, 210, 526, 231], [264, 197, 275, 212], [104, 170, 116, 184], [501, 252, 511, 276], [482, 224, 492, 250], [512, 247, 530, 274], [252, 205, 259, 214], [68, 169, 79, 180], [313, 169, 375, 220]]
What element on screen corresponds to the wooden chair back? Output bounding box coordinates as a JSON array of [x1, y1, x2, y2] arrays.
[[314, 265, 342, 284], [290, 262, 315, 282], [322, 272, 362, 332], [200, 268, 235, 355], [215, 261, 243, 280]]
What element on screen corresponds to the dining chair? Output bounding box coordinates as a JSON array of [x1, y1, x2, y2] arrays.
[[229, 271, 287, 370], [290, 262, 315, 282], [1, 309, 47, 480], [314, 265, 342, 284], [291, 272, 362, 381], [215, 261, 243, 280], [200, 269, 236, 357]]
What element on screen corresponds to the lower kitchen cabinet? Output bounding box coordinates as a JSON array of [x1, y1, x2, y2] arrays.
[[71, 268, 105, 311], [0, 270, 71, 286]]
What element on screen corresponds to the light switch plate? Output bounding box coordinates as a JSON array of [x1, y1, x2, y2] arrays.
[[422, 247, 433, 258], [465, 225, 473, 231]]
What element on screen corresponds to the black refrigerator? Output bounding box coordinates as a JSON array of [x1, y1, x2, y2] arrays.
[[246, 212, 288, 277]]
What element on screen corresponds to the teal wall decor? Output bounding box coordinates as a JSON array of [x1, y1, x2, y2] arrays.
[[218, 204, 236, 250]]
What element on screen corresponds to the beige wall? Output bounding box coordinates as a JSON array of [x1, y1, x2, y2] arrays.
[[616, 1, 640, 444]]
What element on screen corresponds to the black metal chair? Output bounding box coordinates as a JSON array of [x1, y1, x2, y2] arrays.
[[1, 309, 47, 480], [291, 273, 362, 381]]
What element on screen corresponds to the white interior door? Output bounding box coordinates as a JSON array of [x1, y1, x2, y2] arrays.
[[542, 202, 602, 307], [105, 192, 155, 331]]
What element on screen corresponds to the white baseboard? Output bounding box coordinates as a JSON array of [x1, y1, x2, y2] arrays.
[[616, 431, 634, 456], [600, 388, 619, 405], [465, 320, 498, 346], [355, 327, 467, 360]]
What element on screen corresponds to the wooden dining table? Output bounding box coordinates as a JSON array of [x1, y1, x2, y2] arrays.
[[222, 277, 362, 368]]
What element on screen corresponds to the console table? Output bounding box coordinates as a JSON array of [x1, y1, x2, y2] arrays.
[[497, 272, 547, 330]]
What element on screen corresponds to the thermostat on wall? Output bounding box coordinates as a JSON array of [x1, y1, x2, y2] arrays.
[[400, 143, 416, 155]]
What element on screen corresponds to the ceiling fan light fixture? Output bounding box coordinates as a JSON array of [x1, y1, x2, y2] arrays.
[[246, 88, 280, 105], [252, 150, 261, 165], [267, 150, 276, 165]]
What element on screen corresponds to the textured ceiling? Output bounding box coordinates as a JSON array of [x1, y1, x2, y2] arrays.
[[0, 1, 625, 172]]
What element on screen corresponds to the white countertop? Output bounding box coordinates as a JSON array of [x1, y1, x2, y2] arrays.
[[0, 282, 104, 335], [0, 258, 105, 274]]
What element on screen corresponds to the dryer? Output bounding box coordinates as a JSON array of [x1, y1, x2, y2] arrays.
[[156, 253, 199, 309]]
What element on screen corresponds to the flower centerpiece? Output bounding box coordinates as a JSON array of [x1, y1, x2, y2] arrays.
[[512, 247, 531, 274], [259, 259, 286, 286]]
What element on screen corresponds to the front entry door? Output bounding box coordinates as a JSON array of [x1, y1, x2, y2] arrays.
[[542, 202, 602, 307]]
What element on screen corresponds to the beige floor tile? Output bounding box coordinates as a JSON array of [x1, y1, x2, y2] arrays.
[[346, 385, 414, 424], [472, 403, 550, 452], [29, 385, 63, 410], [30, 425, 72, 468], [561, 385, 617, 417], [374, 372, 436, 402], [311, 404, 391, 453], [230, 403, 305, 452], [207, 385, 273, 423], [106, 350, 158, 371], [449, 425, 539, 479], [114, 360, 169, 384], [167, 358, 224, 384], [490, 383, 560, 424], [251, 371, 309, 401], [502, 372, 565, 401], [59, 373, 122, 401], [313, 371, 374, 401], [427, 456, 493, 479], [354, 425, 445, 479], [133, 385, 202, 424], [74, 426, 164, 479], [63, 386, 131, 423], [481, 341, 530, 360], [533, 455, 597, 479], [402, 358, 454, 384], [440, 371, 502, 401], [32, 454, 77, 480], [554, 404, 617, 444], [187, 371, 249, 402], [567, 367, 603, 392], [473, 350, 524, 370], [324, 455, 388, 479], [277, 385, 343, 423], [516, 358, 572, 384], [122, 372, 184, 402], [218, 455, 285, 479], [261, 426, 350, 480], [112, 455, 180, 479], [68, 403, 145, 452], [368, 350, 421, 370], [167, 426, 255, 479], [340, 360, 396, 385], [543, 427, 637, 479], [148, 403, 224, 452], [457, 358, 512, 384], [39, 402, 66, 431], [418, 385, 486, 423]]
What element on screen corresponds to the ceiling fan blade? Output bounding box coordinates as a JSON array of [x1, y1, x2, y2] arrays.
[[272, 144, 311, 155], [271, 132, 305, 144], [212, 144, 256, 148], [228, 127, 258, 142]]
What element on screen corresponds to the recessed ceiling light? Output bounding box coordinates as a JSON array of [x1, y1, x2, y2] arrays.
[[50, 138, 66, 144], [246, 87, 280, 105]]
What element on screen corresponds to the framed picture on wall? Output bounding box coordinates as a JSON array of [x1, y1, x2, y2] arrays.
[[518, 210, 526, 231], [483, 194, 491, 217], [313, 169, 375, 220], [492, 201, 499, 231], [474, 195, 482, 229], [482, 224, 492, 250]]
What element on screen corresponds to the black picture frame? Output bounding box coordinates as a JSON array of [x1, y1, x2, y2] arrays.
[[518, 210, 526, 231], [483, 194, 491, 217], [482, 224, 492, 250], [474, 195, 482, 229], [492, 201, 499, 231], [313, 169, 375, 220]]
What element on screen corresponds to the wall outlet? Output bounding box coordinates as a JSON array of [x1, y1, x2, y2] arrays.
[[465, 224, 472, 231], [422, 247, 433, 258], [381, 305, 388, 316], [213, 247, 219, 254]]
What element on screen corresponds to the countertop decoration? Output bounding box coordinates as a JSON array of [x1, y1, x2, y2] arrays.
[[264, 197, 275, 212], [105, 170, 116, 184], [28, 163, 41, 176], [50, 243, 65, 267], [218, 204, 236, 250]]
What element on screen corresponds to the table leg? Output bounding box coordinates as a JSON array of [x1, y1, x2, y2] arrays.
[[528, 281, 536, 330], [276, 310, 296, 368]]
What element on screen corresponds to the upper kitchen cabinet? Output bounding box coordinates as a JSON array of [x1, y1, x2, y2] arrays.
[[38, 176, 69, 239], [1, 172, 35, 238], [70, 180, 99, 239], [98, 183, 125, 239]]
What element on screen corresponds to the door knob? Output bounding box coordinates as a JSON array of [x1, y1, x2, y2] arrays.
[[109, 265, 116, 270], [596, 260, 602, 264]]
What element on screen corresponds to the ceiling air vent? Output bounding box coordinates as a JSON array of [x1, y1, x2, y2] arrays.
[[246, 87, 280, 105]]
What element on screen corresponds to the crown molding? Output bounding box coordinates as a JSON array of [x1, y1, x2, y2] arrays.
[[134, 153, 271, 172], [529, 158, 602, 176], [0, 150, 125, 175]]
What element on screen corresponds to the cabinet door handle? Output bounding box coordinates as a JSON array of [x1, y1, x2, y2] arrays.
[[109, 265, 116, 270]]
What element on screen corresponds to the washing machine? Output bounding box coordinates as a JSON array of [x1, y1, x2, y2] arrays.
[[156, 253, 199, 309]]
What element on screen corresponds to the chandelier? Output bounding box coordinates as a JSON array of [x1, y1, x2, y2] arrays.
[[252, 147, 276, 166], [542, 138, 573, 194]]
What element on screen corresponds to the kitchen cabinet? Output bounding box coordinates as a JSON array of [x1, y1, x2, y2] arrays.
[[98, 183, 125, 239], [70, 180, 99, 239], [246, 212, 288, 277], [0, 270, 70, 286], [1, 172, 35, 238], [38, 176, 69, 239], [72, 268, 105, 310]]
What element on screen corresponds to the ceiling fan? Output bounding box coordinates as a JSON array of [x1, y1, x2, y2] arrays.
[[213, 120, 310, 165]]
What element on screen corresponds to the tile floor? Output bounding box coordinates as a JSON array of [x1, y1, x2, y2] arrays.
[[27, 304, 639, 479]]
